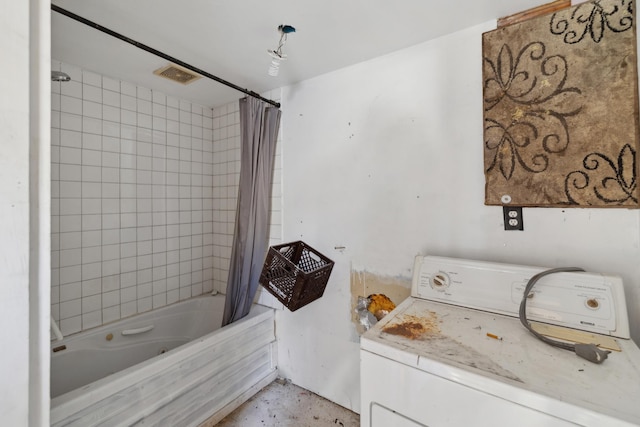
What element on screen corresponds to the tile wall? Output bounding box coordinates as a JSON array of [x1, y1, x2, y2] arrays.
[[50, 61, 281, 336]]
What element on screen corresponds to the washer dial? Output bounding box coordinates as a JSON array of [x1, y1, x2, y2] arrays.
[[430, 272, 450, 291]]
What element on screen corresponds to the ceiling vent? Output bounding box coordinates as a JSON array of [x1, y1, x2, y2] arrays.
[[153, 64, 202, 85]]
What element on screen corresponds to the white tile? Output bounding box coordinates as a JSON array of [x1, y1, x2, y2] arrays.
[[152, 293, 166, 309], [121, 107, 137, 124], [102, 136, 120, 153], [102, 199, 120, 214], [60, 130, 82, 152], [82, 133, 101, 151], [137, 198, 151, 212], [59, 181, 81, 198], [136, 227, 152, 243], [138, 113, 152, 129], [82, 245, 101, 264], [137, 240, 152, 256], [60, 147, 82, 165], [102, 213, 120, 230], [152, 252, 166, 267], [103, 76, 120, 92], [81, 198, 101, 215], [121, 81, 136, 97], [137, 99, 152, 115], [120, 153, 136, 169], [60, 316, 82, 335], [102, 167, 120, 183], [82, 261, 102, 281], [82, 214, 102, 231], [121, 242, 137, 258], [137, 156, 152, 171], [60, 282, 82, 302], [120, 183, 136, 198], [82, 149, 102, 166], [83, 83, 102, 101], [121, 213, 137, 228], [102, 290, 120, 308], [167, 289, 179, 304], [82, 70, 102, 87], [120, 169, 136, 184], [137, 297, 152, 313], [102, 183, 119, 198], [152, 91, 166, 105], [137, 281, 152, 298], [82, 230, 102, 247], [138, 255, 152, 270], [83, 100, 102, 119], [60, 215, 82, 233], [60, 95, 82, 116], [103, 306, 121, 324], [59, 164, 81, 181], [102, 259, 120, 277], [103, 89, 120, 107], [82, 295, 102, 314], [82, 311, 102, 330], [102, 274, 120, 292], [121, 301, 137, 318], [59, 199, 81, 216], [103, 106, 120, 124], [120, 271, 137, 288], [120, 228, 136, 243], [102, 243, 120, 261], [120, 256, 137, 273], [120, 94, 137, 113], [179, 287, 191, 300], [137, 86, 152, 101], [82, 278, 102, 297], [60, 299, 81, 319], [83, 117, 102, 135], [102, 229, 119, 245], [121, 124, 136, 141], [191, 282, 202, 297], [59, 248, 81, 267]]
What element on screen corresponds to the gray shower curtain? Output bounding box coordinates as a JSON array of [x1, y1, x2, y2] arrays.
[[222, 97, 281, 326]]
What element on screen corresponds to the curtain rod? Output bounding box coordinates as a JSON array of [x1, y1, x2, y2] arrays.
[[51, 4, 281, 109]]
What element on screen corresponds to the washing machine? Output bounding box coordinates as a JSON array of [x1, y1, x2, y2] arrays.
[[360, 255, 640, 426]]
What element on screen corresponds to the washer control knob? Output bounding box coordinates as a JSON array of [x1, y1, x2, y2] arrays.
[[585, 298, 600, 310], [430, 272, 450, 291]]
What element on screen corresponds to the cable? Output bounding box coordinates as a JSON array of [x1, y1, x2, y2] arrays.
[[519, 267, 611, 364]]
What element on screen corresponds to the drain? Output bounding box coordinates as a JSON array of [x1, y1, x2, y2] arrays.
[[157, 347, 169, 355]]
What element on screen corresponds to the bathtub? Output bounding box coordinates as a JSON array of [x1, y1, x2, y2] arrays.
[[50, 295, 277, 426]]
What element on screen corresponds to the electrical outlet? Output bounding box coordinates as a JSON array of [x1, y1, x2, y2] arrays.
[[503, 206, 524, 231]]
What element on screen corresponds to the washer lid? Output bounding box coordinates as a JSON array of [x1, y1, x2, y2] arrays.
[[361, 297, 640, 426]]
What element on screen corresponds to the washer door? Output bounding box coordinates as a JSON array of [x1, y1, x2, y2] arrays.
[[371, 403, 425, 427], [361, 350, 575, 427]]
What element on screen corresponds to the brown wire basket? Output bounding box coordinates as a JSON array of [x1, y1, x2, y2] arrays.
[[259, 241, 335, 311]]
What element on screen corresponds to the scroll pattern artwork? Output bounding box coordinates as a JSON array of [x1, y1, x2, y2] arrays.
[[483, 0, 639, 207]]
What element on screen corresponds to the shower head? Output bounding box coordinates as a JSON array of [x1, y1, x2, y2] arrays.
[[51, 71, 71, 82]]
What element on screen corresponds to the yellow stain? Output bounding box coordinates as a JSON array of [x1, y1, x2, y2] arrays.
[[512, 108, 524, 121], [540, 79, 551, 88]]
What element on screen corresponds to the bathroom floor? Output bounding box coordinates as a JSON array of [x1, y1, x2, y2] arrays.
[[202, 380, 360, 427]]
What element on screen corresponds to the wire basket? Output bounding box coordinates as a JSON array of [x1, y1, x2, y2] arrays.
[[259, 241, 334, 311]]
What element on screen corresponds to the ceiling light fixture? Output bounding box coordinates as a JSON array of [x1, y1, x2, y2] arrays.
[[268, 24, 296, 77]]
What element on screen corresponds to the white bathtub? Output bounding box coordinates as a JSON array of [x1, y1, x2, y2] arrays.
[[50, 295, 277, 426]]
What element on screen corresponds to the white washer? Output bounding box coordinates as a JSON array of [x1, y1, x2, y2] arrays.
[[360, 256, 640, 426]]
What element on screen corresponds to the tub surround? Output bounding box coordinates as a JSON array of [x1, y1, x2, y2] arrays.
[[50, 61, 242, 336]]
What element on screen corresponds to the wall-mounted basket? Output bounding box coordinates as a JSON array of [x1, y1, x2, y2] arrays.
[[259, 241, 334, 311]]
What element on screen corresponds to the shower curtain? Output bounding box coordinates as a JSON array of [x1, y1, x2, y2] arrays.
[[222, 97, 281, 326]]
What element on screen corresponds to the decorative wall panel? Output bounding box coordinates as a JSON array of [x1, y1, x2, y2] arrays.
[[483, 0, 639, 207]]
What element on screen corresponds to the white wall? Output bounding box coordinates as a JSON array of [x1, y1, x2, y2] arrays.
[[1, 0, 49, 424], [276, 21, 640, 413]]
